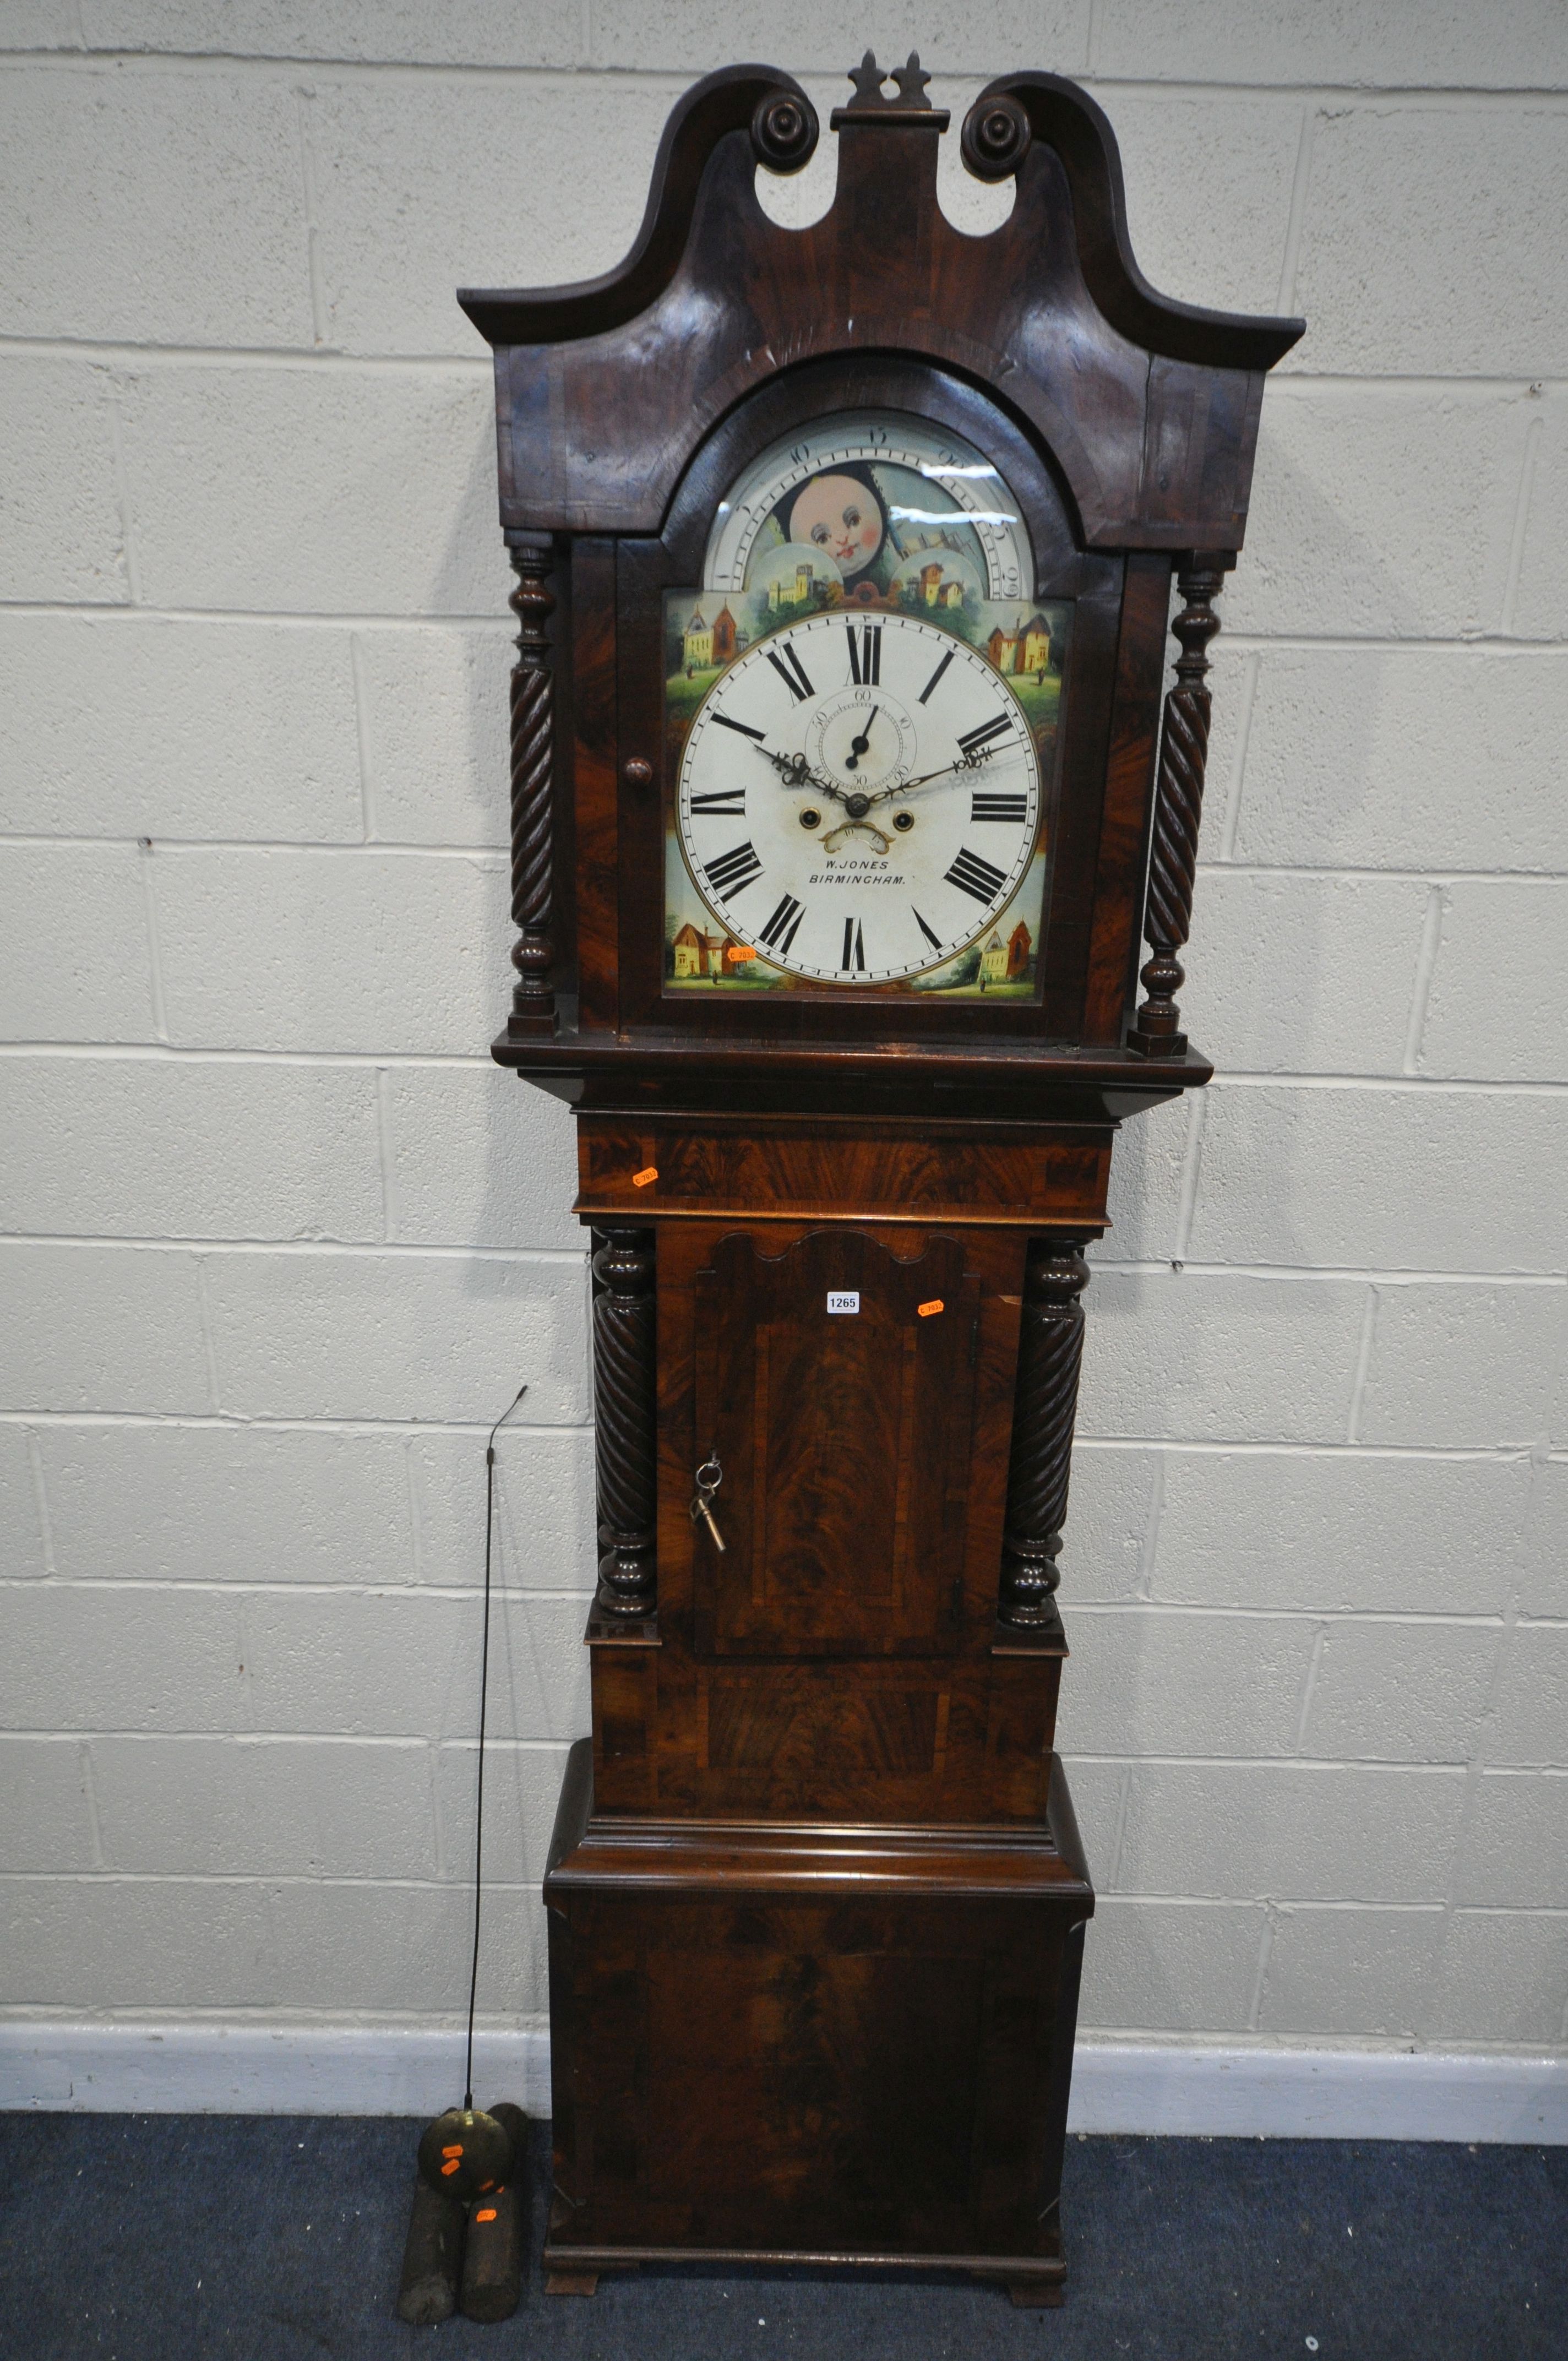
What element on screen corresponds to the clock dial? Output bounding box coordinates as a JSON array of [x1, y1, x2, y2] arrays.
[[704, 411, 1033, 606], [676, 611, 1042, 986]]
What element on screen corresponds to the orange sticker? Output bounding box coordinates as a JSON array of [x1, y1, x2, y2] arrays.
[[725, 944, 756, 963], [441, 2145, 463, 2159], [918, 1299, 945, 1317], [440, 2159, 461, 2177], [632, 1166, 658, 1188], [475, 2207, 498, 2223]]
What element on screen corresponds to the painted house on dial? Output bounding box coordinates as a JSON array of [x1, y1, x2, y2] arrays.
[[672, 922, 752, 980], [916, 560, 966, 609], [683, 604, 738, 670], [985, 614, 1053, 677], [672, 921, 721, 978], [1017, 613, 1052, 672], [978, 920, 1033, 985]]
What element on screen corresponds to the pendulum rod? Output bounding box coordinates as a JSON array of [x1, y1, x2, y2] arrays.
[[465, 1381, 527, 2106]]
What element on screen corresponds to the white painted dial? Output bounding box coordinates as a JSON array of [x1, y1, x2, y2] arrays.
[[676, 610, 1042, 986]]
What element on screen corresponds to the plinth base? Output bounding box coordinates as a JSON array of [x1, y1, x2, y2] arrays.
[[541, 1739, 1093, 2295], [542, 2217, 1066, 2303]]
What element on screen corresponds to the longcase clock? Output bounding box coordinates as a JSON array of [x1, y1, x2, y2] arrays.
[[459, 53, 1301, 2304]]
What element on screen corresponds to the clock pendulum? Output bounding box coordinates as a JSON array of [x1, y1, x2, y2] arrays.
[[395, 1388, 530, 2326], [455, 51, 1302, 2305]]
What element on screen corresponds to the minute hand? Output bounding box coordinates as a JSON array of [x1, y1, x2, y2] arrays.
[[864, 748, 1021, 807]]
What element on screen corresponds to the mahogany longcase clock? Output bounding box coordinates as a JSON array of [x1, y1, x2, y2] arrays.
[[459, 54, 1301, 2304]]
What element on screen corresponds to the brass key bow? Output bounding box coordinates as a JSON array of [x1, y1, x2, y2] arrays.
[[689, 1453, 726, 1552]]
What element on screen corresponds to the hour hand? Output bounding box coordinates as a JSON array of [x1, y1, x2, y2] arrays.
[[757, 745, 842, 801]]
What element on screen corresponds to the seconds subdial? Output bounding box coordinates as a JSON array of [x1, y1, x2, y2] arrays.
[[804, 689, 914, 803]]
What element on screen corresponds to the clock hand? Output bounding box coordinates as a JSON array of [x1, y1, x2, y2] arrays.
[[865, 742, 1025, 807], [754, 744, 846, 803], [867, 763, 953, 804], [864, 758, 969, 806], [843, 704, 880, 773]]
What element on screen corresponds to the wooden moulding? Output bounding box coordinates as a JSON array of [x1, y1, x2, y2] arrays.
[[547, 1741, 1093, 1898], [574, 1113, 1114, 1229], [498, 1031, 1214, 1107]]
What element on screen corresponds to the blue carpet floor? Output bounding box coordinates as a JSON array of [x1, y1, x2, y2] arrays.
[[0, 2113, 1561, 2359]]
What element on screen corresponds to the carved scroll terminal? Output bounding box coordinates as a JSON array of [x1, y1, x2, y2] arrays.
[[1128, 556, 1226, 1060], [997, 1239, 1090, 1632]]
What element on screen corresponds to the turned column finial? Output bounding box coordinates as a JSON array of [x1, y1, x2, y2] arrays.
[[506, 537, 558, 1040], [1128, 555, 1227, 1060], [591, 1228, 658, 1622], [997, 1240, 1091, 1633]]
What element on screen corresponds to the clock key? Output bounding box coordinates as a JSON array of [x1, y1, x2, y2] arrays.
[[692, 1495, 725, 1550], [689, 1452, 727, 1553]]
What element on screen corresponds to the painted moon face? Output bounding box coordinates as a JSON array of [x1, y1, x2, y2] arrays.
[[704, 409, 1035, 604], [787, 472, 885, 576]]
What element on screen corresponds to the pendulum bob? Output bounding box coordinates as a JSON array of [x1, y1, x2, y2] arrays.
[[416, 2104, 514, 2201]]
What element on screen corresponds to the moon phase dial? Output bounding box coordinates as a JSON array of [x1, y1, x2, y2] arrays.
[[676, 610, 1043, 988], [703, 409, 1035, 604]]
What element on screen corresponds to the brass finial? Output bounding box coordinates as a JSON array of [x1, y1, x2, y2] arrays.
[[832, 50, 949, 130]]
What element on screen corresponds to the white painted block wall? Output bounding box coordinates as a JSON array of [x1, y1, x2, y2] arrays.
[[2, 3, 1565, 2112]]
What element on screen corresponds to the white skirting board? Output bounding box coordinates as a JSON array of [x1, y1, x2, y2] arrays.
[[1071, 2042, 1566, 2144], [0, 2023, 555, 2121], [2, 2024, 1564, 2142]]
